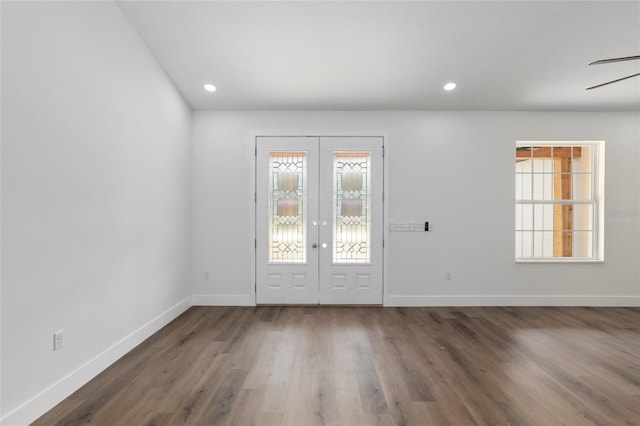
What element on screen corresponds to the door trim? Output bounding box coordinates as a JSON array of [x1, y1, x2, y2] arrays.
[[251, 132, 389, 306]]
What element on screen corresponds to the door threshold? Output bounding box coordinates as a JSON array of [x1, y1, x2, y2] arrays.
[[256, 304, 383, 307]]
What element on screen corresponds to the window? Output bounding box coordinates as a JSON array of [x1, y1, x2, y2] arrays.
[[515, 141, 604, 261]]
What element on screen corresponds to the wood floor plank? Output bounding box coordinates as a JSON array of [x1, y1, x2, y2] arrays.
[[141, 412, 173, 426], [32, 306, 640, 426]]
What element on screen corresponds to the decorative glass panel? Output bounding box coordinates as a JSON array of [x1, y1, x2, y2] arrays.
[[269, 152, 306, 263], [333, 152, 371, 263]]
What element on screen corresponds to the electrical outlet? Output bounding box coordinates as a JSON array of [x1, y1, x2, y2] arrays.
[[53, 330, 64, 351], [204, 271, 210, 280], [445, 271, 452, 281]]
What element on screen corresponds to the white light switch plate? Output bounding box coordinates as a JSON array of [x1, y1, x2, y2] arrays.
[[389, 222, 426, 232]]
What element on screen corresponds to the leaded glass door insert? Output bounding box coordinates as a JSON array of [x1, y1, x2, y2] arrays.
[[333, 152, 371, 264], [257, 136, 383, 305], [269, 152, 307, 263]]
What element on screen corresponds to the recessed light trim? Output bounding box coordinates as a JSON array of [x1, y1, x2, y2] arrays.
[[203, 83, 217, 92], [444, 82, 457, 91]]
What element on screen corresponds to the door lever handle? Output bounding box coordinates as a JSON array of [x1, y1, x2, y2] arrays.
[[312, 243, 318, 248]]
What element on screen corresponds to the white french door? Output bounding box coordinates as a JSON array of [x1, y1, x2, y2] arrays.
[[256, 137, 319, 304], [256, 136, 383, 305]]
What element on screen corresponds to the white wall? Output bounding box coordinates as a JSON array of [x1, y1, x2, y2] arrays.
[[1, 3, 638, 424], [191, 111, 640, 306], [1, 2, 192, 424]]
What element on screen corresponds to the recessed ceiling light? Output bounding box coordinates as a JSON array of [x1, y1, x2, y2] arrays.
[[203, 84, 216, 92], [444, 82, 457, 91]]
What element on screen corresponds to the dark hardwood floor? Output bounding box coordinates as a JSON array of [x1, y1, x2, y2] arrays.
[[33, 306, 640, 425]]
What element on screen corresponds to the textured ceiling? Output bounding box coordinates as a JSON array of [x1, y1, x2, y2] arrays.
[[119, 1, 640, 111]]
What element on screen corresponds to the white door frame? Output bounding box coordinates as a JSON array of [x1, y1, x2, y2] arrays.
[[249, 132, 389, 306]]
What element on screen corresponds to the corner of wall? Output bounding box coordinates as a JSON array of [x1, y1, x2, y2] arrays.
[[0, 297, 191, 426]]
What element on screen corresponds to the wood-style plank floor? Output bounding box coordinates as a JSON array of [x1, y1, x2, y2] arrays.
[[33, 306, 640, 425]]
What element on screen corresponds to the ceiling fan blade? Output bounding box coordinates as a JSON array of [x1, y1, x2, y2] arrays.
[[589, 55, 640, 65], [586, 72, 640, 90]]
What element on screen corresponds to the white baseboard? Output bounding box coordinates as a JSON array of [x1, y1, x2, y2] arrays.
[[191, 294, 254, 306], [0, 296, 192, 426], [384, 295, 640, 307]]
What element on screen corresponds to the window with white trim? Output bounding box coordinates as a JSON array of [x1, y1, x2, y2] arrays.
[[515, 141, 604, 261]]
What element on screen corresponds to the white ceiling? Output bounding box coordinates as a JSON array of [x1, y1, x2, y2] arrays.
[[118, 1, 640, 111]]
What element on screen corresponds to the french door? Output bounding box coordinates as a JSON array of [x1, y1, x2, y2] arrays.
[[256, 136, 383, 304]]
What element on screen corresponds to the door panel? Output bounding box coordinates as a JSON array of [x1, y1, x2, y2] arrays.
[[256, 137, 319, 304], [318, 137, 383, 304], [256, 136, 383, 305]]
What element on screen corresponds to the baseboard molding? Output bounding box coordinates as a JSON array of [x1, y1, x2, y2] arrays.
[[0, 296, 192, 426], [192, 294, 254, 306], [384, 295, 640, 307]]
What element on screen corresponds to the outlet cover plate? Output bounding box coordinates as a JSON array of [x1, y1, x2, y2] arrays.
[[53, 330, 64, 351]]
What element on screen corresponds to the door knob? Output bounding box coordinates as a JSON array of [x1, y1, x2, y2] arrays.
[[312, 243, 318, 248]]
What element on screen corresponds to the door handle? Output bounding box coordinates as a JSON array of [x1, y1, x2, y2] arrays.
[[312, 243, 318, 248]]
